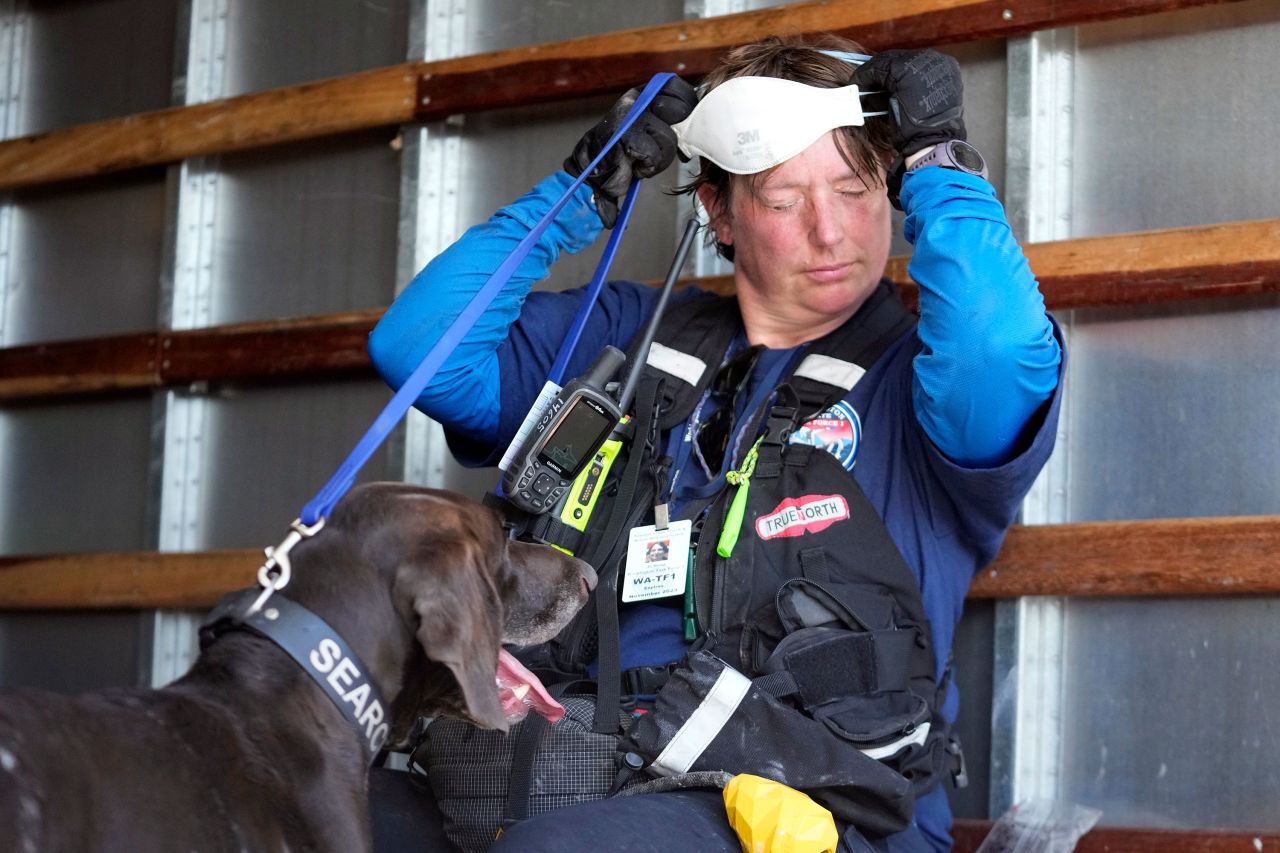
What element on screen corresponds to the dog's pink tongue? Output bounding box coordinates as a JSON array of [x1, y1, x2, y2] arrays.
[[496, 648, 564, 725]]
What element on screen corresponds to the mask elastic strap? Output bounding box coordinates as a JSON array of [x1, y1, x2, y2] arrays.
[[817, 49, 889, 117]]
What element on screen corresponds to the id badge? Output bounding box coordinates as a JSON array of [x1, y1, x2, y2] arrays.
[[621, 519, 692, 603]]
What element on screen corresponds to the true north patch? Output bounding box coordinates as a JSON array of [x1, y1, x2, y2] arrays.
[[755, 494, 850, 541]]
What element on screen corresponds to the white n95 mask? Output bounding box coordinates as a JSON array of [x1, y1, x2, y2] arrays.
[[672, 75, 886, 175]]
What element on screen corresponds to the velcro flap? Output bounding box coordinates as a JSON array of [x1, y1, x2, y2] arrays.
[[784, 632, 878, 706]]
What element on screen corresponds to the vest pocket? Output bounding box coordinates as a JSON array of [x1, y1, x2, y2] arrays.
[[760, 577, 935, 773], [813, 692, 930, 752], [814, 691, 945, 792], [776, 575, 897, 633]]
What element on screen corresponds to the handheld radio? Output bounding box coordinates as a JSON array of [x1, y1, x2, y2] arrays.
[[501, 347, 626, 514]]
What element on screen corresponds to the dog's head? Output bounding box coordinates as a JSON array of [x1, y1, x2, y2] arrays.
[[321, 483, 596, 736]]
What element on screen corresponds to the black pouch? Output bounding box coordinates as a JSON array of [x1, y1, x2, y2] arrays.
[[420, 695, 634, 853], [764, 579, 947, 790], [619, 649, 915, 838]]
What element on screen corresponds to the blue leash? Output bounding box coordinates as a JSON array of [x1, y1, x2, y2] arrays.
[[296, 73, 675, 528], [548, 177, 641, 385], [491, 176, 641, 498]]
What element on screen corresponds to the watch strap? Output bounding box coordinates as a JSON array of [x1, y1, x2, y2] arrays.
[[905, 140, 989, 180]]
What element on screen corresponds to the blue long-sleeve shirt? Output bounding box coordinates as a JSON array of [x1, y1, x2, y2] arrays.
[[370, 168, 1060, 467]]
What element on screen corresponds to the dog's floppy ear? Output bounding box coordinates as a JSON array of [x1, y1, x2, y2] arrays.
[[393, 539, 508, 731]]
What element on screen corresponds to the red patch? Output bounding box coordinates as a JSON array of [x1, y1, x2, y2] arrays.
[[755, 494, 850, 540]]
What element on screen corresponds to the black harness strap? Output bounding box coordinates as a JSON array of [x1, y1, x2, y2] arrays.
[[504, 710, 549, 824], [785, 280, 916, 420], [589, 376, 663, 733], [628, 298, 741, 433], [503, 679, 592, 824], [522, 511, 588, 553]]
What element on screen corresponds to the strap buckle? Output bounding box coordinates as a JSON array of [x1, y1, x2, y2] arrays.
[[622, 664, 676, 697], [762, 405, 798, 446]]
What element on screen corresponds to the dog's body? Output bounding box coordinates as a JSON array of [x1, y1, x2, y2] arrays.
[[0, 483, 595, 852]]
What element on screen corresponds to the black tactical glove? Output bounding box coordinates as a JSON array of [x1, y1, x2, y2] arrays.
[[564, 76, 697, 228], [852, 49, 966, 157]]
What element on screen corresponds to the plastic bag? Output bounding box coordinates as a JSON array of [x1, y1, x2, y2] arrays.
[[975, 799, 1103, 853]]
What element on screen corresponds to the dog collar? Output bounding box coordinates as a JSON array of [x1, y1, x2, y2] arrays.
[[200, 589, 390, 762]]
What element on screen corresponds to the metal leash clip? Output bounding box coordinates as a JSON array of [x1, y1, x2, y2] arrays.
[[246, 516, 327, 616]]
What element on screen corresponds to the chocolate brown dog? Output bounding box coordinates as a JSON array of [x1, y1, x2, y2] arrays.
[[0, 483, 596, 852]]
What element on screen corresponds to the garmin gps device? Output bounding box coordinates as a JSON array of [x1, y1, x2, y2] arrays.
[[502, 347, 626, 514]]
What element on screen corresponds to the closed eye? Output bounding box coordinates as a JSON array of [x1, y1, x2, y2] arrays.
[[758, 195, 799, 211]]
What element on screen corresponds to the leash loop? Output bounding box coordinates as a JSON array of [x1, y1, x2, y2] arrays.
[[248, 516, 326, 615]]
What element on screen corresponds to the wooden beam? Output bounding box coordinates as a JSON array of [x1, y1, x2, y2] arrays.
[[0, 549, 259, 610], [969, 516, 1280, 599], [0, 65, 421, 192], [0, 332, 158, 399], [953, 820, 1280, 853], [0, 218, 1275, 403], [1, 516, 1276, 611], [417, 0, 1243, 122], [0, 0, 1243, 191], [161, 309, 384, 384], [1027, 217, 1280, 310], [0, 311, 384, 401]]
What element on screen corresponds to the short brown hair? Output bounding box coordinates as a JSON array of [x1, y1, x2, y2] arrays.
[[679, 34, 895, 260]]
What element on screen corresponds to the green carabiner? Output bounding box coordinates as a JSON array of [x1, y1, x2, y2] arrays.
[[716, 438, 762, 558]]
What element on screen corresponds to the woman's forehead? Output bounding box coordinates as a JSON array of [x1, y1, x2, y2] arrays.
[[739, 135, 863, 193]]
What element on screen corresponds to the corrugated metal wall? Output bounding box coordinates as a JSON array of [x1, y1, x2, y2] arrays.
[[1016, 2, 1280, 827], [0, 0, 1275, 830]]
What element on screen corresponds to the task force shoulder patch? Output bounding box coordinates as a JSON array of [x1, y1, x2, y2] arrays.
[[756, 494, 850, 541], [788, 400, 861, 469]]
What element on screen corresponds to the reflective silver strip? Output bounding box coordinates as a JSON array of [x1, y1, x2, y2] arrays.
[[860, 721, 931, 760], [794, 354, 866, 391], [646, 342, 707, 388], [650, 665, 751, 776]]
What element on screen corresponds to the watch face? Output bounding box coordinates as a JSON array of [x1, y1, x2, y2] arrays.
[[952, 142, 985, 172]]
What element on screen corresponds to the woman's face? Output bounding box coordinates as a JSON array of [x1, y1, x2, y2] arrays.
[[700, 131, 893, 347]]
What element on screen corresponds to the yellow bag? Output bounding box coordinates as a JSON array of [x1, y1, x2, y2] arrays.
[[723, 774, 839, 853]]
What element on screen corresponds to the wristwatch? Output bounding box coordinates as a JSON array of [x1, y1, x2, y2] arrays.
[[906, 139, 989, 180]]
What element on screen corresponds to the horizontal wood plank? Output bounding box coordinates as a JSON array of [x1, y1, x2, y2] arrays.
[[1, 516, 1276, 611], [0, 218, 1275, 403], [416, 0, 1242, 121], [1027, 218, 1280, 309], [0, 65, 421, 192], [0, 0, 1243, 191], [953, 820, 1280, 852], [969, 516, 1280, 598], [0, 333, 158, 399], [0, 549, 259, 610], [161, 309, 385, 384]]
